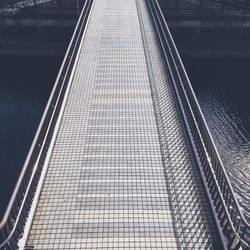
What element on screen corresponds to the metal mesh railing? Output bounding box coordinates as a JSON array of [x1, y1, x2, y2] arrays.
[[147, 0, 250, 248], [0, 0, 93, 249]]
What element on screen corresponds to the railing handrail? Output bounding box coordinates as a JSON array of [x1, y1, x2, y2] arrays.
[[147, 0, 250, 248], [0, 0, 93, 248], [152, 0, 250, 225]]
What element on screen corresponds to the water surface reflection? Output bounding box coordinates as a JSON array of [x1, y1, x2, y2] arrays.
[[185, 59, 250, 222], [197, 89, 250, 221], [0, 58, 61, 219]]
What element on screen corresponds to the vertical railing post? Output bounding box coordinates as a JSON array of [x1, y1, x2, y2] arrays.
[[147, 0, 250, 248], [0, 1, 94, 248]]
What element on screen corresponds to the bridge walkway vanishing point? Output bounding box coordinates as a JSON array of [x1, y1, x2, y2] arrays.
[[1, 0, 250, 249], [20, 0, 224, 248]]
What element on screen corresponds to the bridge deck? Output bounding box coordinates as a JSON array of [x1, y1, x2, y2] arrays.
[[23, 0, 222, 249]]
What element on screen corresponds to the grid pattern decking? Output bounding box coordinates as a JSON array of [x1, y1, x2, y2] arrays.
[[24, 0, 222, 249]]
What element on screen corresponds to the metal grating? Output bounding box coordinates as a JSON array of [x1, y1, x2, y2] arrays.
[[136, 0, 223, 248], [22, 0, 222, 249]]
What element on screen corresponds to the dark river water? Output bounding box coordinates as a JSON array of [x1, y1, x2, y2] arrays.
[[0, 58, 61, 219], [184, 58, 250, 222], [0, 56, 249, 224]]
